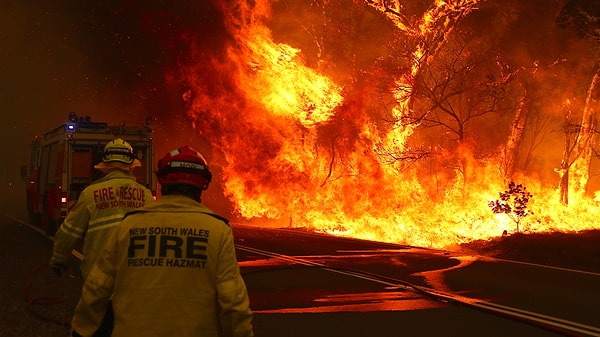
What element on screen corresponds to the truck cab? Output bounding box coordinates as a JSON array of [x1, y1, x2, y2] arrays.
[[23, 113, 156, 235]]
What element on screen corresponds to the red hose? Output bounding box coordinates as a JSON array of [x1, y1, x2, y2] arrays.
[[24, 262, 71, 327]]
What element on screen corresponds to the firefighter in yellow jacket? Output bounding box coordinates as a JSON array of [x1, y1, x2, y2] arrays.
[[52, 138, 154, 337], [50, 138, 154, 280], [70, 145, 254, 337]]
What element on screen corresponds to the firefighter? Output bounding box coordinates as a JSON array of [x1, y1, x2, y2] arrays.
[[70, 145, 254, 337], [50, 138, 154, 336]]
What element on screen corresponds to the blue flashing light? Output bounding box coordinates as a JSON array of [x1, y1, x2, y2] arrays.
[[67, 124, 76, 131]]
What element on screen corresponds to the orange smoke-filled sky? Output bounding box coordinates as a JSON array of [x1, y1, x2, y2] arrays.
[[0, 0, 229, 214]]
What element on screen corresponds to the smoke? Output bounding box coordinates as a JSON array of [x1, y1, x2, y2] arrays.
[[1, 0, 598, 233], [0, 0, 229, 215]]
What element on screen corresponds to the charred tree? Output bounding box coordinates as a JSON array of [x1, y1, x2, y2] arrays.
[[502, 90, 528, 181], [489, 181, 533, 233], [500, 62, 557, 181], [407, 31, 508, 192], [519, 105, 551, 172], [555, 71, 600, 205], [557, 0, 600, 202], [559, 108, 576, 205], [569, 70, 600, 194], [365, 0, 480, 168]]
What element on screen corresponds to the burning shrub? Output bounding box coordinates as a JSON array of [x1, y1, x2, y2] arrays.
[[488, 181, 533, 233]]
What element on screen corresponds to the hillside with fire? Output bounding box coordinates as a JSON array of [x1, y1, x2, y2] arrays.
[[166, 0, 600, 250]]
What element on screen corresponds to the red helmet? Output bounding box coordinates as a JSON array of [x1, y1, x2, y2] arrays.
[[156, 146, 212, 190]]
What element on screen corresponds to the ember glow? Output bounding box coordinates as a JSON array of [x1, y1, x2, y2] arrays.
[[181, 0, 600, 249]]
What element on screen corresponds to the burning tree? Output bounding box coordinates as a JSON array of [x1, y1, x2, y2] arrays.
[[177, 0, 600, 249], [383, 27, 514, 199], [556, 1, 600, 204], [488, 181, 533, 233]]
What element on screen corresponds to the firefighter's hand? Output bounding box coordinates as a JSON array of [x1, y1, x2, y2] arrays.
[[51, 263, 67, 277]]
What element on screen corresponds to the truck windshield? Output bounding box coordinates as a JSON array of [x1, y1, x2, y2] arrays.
[[69, 144, 151, 201]]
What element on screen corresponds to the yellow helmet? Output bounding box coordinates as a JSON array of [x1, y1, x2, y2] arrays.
[[102, 138, 135, 164]]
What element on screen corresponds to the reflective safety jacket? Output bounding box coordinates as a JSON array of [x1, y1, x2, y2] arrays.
[[51, 170, 154, 279], [71, 194, 254, 337]]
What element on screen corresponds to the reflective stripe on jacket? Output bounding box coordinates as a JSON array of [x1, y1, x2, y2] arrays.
[[51, 170, 153, 279], [71, 194, 254, 337]]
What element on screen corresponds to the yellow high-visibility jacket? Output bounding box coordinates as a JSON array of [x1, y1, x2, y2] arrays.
[[71, 194, 254, 337], [51, 170, 154, 279]]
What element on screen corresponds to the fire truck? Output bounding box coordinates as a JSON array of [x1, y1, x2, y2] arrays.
[[22, 112, 157, 235]]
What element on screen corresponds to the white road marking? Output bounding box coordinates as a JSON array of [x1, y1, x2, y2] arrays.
[[237, 244, 600, 337]]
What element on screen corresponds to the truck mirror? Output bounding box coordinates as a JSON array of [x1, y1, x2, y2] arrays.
[[20, 165, 28, 180]]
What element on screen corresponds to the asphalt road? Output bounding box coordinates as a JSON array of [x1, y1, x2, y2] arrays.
[[1, 213, 599, 337], [232, 225, 600, 337]]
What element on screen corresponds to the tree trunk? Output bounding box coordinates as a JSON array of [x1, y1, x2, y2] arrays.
[[559, 109, 574, 205], [559, 160, 569, 205], [503, 84, 528, 181], [570, 70, 600, 195]]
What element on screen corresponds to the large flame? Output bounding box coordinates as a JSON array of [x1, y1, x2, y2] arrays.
[[181, 0, 600, 249]]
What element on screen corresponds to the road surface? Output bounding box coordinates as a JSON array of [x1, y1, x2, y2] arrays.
[[232, 225, 600, 337], [1, 213, 599, 336]]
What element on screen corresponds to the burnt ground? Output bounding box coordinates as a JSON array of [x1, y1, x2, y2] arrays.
[[2, 212, 599, 337], [455, 229, 600, 274]]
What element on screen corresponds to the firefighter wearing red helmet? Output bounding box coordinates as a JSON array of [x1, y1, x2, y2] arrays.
[[70, 146, 254, 337], [156, 145, 213, 189]]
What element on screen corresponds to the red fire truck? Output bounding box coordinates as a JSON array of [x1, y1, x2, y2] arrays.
[[22, 112, 157, 235]]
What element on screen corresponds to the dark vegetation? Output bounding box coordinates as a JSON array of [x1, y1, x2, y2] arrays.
[[488, 182, 533, 233], [457, 229, 600, 273], [477, 182, 599, 274]]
